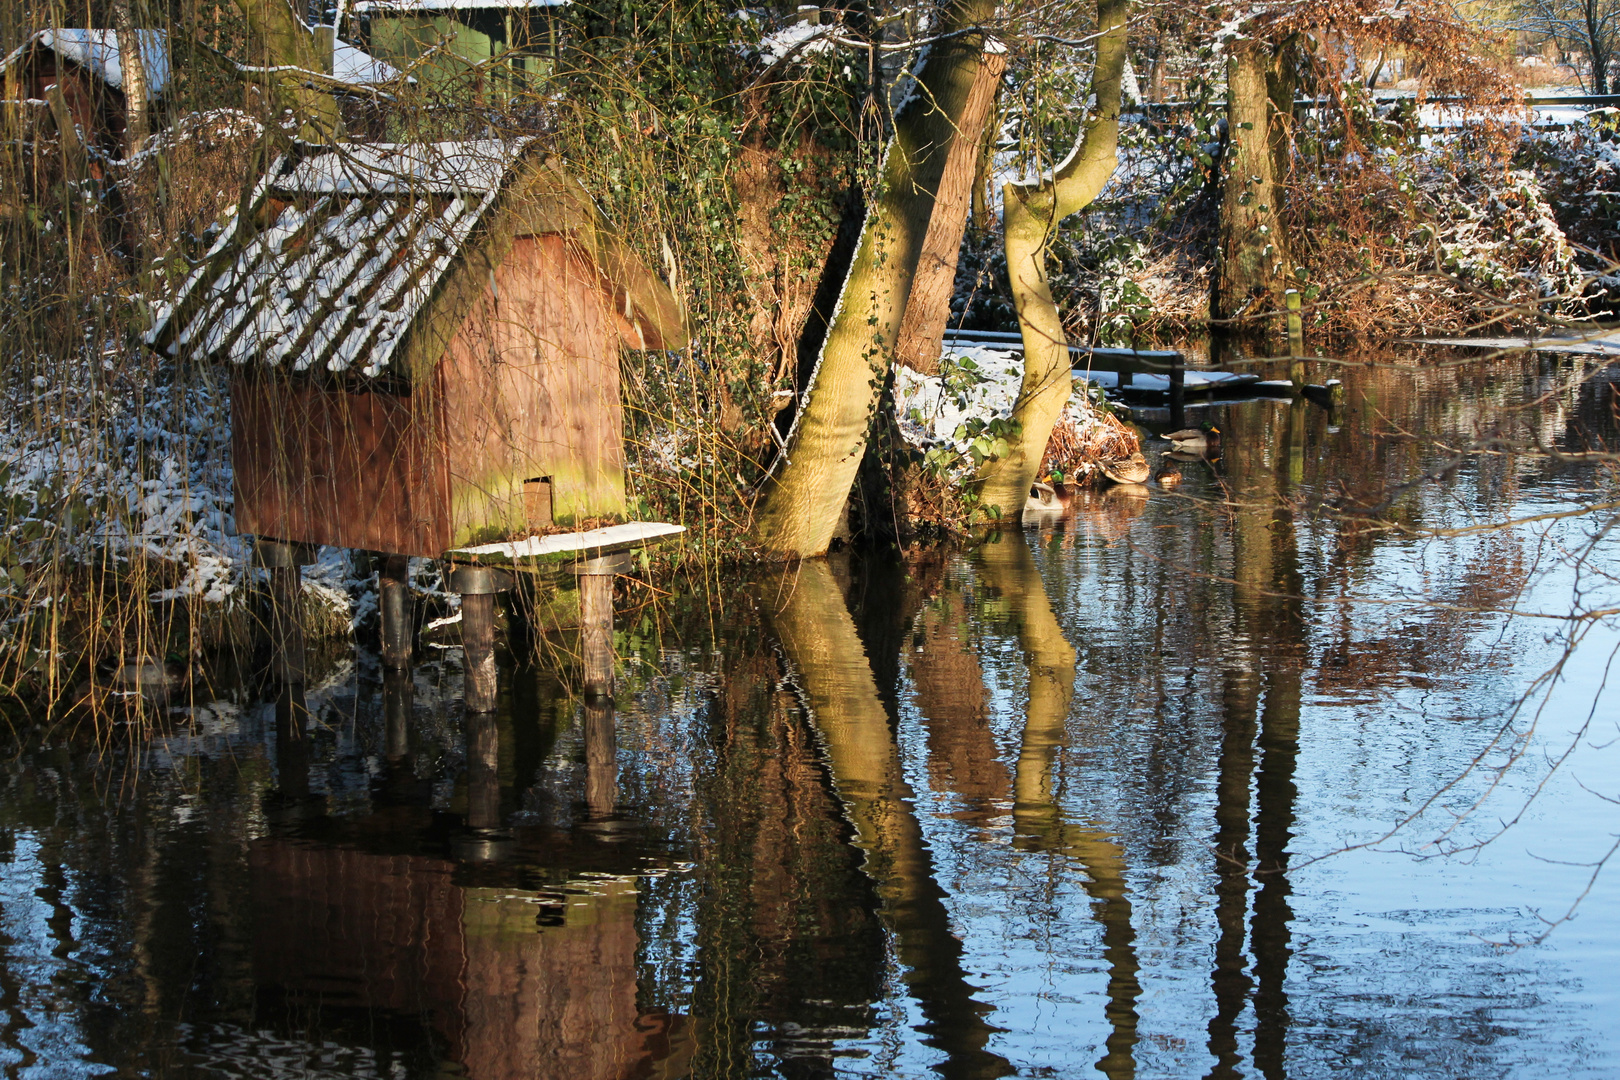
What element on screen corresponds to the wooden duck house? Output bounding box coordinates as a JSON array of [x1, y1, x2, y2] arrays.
[[150, 140, 685, 559]]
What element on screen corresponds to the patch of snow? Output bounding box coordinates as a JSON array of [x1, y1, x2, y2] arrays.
[[756, 20, 835, 64], [32, 28, 172, 95], [333, 40, 407, 85]]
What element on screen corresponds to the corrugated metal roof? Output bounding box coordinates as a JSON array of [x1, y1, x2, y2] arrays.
[[151, 140, 534, 379]]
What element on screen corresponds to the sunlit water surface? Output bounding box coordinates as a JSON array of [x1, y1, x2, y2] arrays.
[[2, 350, 1618, 1079]]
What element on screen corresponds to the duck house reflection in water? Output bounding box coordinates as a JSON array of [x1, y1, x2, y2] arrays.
[[250, 843, 692, 1078]]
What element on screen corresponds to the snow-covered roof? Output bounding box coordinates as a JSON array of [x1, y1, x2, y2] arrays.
[[152, 140, 538, 379], [150, 139, 687, 380], [354, 0, 569, 11], [333, 40, 406, 85], [7, 29, 173, 95], [272, 138, 523, 193], [0, 28, 402, 94]]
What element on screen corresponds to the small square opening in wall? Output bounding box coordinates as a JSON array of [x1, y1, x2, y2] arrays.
[[524, 477, 554, 530]]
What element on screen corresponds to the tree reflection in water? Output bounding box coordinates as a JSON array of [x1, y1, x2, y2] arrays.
[[0, 354, 1618, 1077], [762, 557, 1013, 1080]]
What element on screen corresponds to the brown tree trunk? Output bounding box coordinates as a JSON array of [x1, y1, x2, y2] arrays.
[[758, 560, 1010, 1075], [1214, 42, 1290, 332], [891, 49, 1007, 375]]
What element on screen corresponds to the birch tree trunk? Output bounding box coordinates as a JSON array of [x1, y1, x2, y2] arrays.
[[974, 0, 1129, 518], [110, 0, 150, 157], [750, 0, 996, 559]]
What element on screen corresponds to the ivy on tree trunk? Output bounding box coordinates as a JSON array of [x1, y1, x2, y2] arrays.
[[749, 0, 998, 560]]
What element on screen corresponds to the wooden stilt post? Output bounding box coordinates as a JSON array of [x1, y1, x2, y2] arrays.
[[274, 682, 311, 804], [1168, 352, 1185, 431], [378, 554, 413, 669], [573, 552, 631, 700], [584, 699, 618, 817], [383, 666, 412, 763], [449, 565, 513, 714], [466, 710, 500, 832], [462, 593, 498, 712], [1286, 288, 1306, 390], [255, 538, 316, 688]]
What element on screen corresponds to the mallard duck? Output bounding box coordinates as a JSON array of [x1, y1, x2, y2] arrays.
[[1025, 479, 1079, 513], [1025, 481, 1062, 513], [1099, 451, 1150, 485], [1163, 426, 1220, 451], [1154, 467, 1182, 489]]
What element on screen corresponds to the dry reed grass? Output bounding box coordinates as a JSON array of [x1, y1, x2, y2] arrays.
[[1041, 404, 1142, 481]]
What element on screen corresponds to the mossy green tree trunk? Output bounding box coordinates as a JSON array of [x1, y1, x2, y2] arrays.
[[1214, 39, 1293, 332], [750, 0, 997, 559], [974, 0, 1129, 518], [234, 0, 342, 142]]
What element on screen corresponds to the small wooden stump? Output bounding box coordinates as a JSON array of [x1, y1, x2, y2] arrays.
[[574, 552, 631, 700], [449, 565, 513, 714], [584, 700, 618, 817], [255, 538, 316, 688], [378, 554, 413, 669]]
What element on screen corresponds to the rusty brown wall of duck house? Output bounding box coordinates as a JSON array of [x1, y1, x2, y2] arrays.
[[233, 234, 633, 557], [249, 839, 468, 1027], [250, 837, 674, 1079], [439, 233, 627, 546], [231, 370, 453, 558]]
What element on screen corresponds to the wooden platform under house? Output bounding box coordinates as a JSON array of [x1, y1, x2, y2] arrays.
[[148, 139, 687, 704]]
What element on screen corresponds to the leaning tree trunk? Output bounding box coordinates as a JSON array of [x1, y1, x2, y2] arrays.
[[974, 0, 1129, 518], [750, 0, 996, 560], [1214, 40, 1290, 332], [891, 48, 1006, 375]]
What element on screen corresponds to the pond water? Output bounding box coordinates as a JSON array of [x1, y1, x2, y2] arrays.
[[3, 350, 1619, 1079]]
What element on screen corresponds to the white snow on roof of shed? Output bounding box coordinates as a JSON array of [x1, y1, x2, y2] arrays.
[[151, 139, 537, 379], [0, 28, 402, 94], [274, 139, 529, 193], [332, 39, 406, 84], [30, 29, 172, 95], [354, 0, 569, 10]]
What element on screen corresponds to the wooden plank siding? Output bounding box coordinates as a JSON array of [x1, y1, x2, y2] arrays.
[[232, 235, 626, 556], [440, 234, 626, 546], [250, 837, 685, 1079], [232, 372, 452, 557]]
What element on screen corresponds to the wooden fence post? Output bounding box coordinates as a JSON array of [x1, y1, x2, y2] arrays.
[[1286, 289, 1306, 390]]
